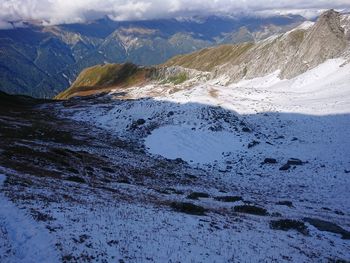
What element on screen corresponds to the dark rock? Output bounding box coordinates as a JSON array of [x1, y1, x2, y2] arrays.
[[187, 192, 210, 200], [66, 176, 86, 183], [264, 158, 277, 164], [234, 205, 268, 216], [276, 201, 293, 208], [85, 166, 94, 172], [279, 163, 291, 171], [130, 118, 146, 129], [248, 140, 260, 148], [167, 111, 174, 117], [334, 210, 345, 216], [186, 174, 197, 179], [155, 189, 171, 195], [174, 158, 185, 164], [67, 167, 79, 174], [31, 210, 54, 222], [52, 148, 71, 157], [102, 167, 115, 173], [166, 188, 184, 195], [327, 258, 349, 263], [271, 212, 282, 217], [304, 218, 350, 239], [117, 178, 131, 184], [136, 119, 146, 125], [270, 219, 309, 235], [287, 158, 303, 165], [171, 202, 206, 216], [275, 135, 285, 139], [242, 127, 251, 133], [72, 234, 90, 244], [214, 196, 243, 202]]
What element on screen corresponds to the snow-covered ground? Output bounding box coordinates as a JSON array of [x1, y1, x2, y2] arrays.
[[0, 174, 59, 263], [143, 59, 350, 165], [1, 58, 349, 262], [44, 57, 350, 261], [145, 125, 247, 164]]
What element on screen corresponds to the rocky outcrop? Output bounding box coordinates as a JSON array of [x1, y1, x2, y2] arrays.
[[221, 10, 349, 81], [281, 9, 348, 78]]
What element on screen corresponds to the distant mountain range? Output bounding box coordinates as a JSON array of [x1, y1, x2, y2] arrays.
[[57, 10, 350, 100], [0, 14, 305, 98]]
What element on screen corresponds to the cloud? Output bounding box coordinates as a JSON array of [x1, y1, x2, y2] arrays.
[[0, 0, 350, 28]]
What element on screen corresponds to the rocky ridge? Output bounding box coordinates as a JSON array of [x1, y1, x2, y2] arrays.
[[166, 10, 350, 83]]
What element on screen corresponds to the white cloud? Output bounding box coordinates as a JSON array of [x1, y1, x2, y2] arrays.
[[0, 0, 350, 28]]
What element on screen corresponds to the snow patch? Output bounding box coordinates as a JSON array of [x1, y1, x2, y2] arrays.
[[233, 70, 282, 89], [145, 126, 244, 164], [295, 21, 315, 30]]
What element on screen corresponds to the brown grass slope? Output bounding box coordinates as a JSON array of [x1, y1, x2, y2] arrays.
[[55, 63, 155, 99], [164, 43, 254, 72]]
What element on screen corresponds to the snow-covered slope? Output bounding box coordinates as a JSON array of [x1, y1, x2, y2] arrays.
[[0, 174, 59, 263], [67, 58, 350, 164], [143, 58, 350, 169], [46, 56, 349, 261], [0, 57, 349, 262]]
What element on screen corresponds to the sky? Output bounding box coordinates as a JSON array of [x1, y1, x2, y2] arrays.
[[0, 0, 350, 28]]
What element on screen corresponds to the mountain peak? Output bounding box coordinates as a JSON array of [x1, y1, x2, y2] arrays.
[[315, 9, 345, 37], [319, 9, 340, 20]]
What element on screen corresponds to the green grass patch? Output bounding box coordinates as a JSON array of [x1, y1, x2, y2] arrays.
[[165, 72, 188, 85]]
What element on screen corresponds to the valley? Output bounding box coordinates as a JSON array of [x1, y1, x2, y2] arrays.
[[0, 7, 349, 263]]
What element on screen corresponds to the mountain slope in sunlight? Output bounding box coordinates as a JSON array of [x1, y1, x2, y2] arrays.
[[58, 10, 349, 100], [166, 10, 349, 82], [55, 63, 154, 99]]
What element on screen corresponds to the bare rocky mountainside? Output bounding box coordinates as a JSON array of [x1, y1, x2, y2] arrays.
[[0, 14, 304, 98], [1, 10, 350, 263], [165, 10, 350, 83]]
